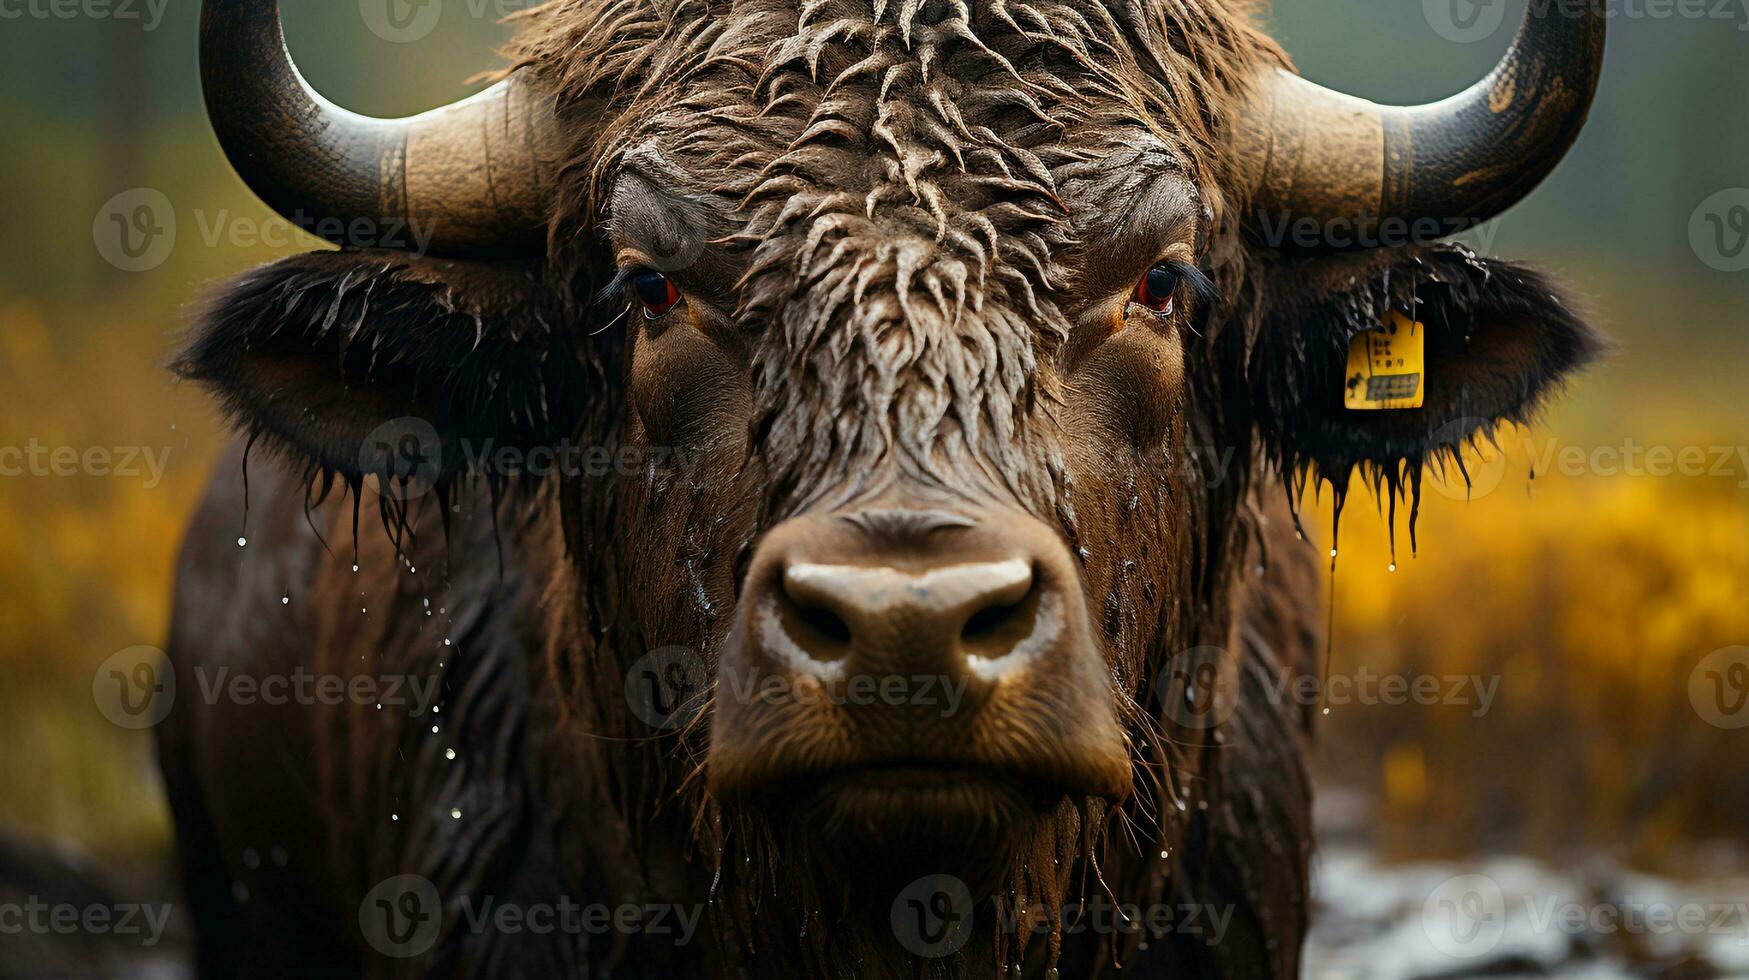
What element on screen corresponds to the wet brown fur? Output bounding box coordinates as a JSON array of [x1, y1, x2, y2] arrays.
[[161, 1, 1604, 977]]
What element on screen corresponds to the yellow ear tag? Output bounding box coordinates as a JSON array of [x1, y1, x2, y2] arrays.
[[1343, 309, 1425, 410]]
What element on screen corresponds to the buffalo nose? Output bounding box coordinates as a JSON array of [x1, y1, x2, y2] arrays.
[[778, 558, 1042, 675], [712, 506, 1133, 802], [739, 509, 1083, 694]]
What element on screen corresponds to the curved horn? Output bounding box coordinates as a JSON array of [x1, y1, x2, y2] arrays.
[[1236, 5, 1605, 251], [200, 0, 560, 255]]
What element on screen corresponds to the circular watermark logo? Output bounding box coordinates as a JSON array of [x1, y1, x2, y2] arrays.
[[891, 874, 973, 958], [1688, 189, 1749, 273], [1157, 646, 1240, 731], [1421, 873, 1506, 959], [1426, 417, 1511, 502], [1689, 646, 1749, 730], [92, 645, 175, 730], [624, 646, 709, 730], [1423, 0, 1510, 43], [93, 188, 176, 273], [359, 417, 444, 501], [359, 874, 442, 959], [359, 0, 442, 42]]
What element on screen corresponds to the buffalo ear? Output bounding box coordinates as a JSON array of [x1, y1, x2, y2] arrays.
[[1245, 244, 1607, 497], [176, 250, 586, 491]]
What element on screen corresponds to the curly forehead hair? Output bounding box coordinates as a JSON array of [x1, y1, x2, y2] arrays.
[[509, 0, 1285, 272]]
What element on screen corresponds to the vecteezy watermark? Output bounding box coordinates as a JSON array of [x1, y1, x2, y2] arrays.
[[0, 897, 174, 947], [1421, 874, 1509, 958], [92, 646, 176, 730], [890, 876, 1234, 957], [355, 418, 709, 502], [94, 190, 437, 272], [1422, 424, 1749, 503], [361, 418, 445, 502], [93, 648, 445, 730], [1426, 0, 1749, 44], [360, 875, 443, 959], [624, 647, 975, 731], [1421, 872, 1749, 960], [357, 0, 601, 43], [1690, 189, 1749, 272], [456, 440, 704, 481], [93, 189, 176, 273], [358, 0, 558, 43], [625, 646, 711, 730], [455, 897, 702, 944], [358, 0, 443, 43], [1250, 211, 1506, 253], [1268, 667, 1500, 718], [358, 874, 703, 959], [1157, 645, 1242, 730], [1157, 646, 1502, 730], [0, 440, 171, 488], [1690, 646, 1749, 729], [0, 0, 169, 30], [891, 875, 975, 958]]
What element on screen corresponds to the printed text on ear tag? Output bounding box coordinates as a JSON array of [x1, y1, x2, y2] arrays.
[[1343, 309, 1425, 411]]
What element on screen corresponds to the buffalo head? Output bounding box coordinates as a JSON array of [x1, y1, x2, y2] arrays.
[[177, 0, 1606, 973]]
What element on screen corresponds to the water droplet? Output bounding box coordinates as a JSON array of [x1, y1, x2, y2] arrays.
[[351, 564, 359, 573], [443, 639, 451, 646], [390, 813, 398, 821], [450, 808, 462, 820], [408, 566, 416, 574], [281, 595, 289, 605], [444, 748, 456, 760], [430, 725, 439, 734], [361, 607, 367, 614], [1329, 548, 1337, 558], [1322, 707, 1331, 715], [1388, 563, 1398, 573], [432, 706, 440, 714], [236, 537, 247, 547], [1159, 850, 1169, 859], [422, 598, 430, 608]]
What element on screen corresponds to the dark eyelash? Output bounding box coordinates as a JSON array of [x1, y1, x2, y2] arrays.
[[590, 266, 639, 322], [1168, 260, 1221, 309]]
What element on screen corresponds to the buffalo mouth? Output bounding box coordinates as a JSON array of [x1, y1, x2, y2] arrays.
[[729, 748, 1126, 854], [750, 758, 1097, 889], [801, 762, 1050, 834]]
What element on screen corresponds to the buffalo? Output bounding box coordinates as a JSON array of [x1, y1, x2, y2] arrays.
[[161, 0, 1608, 976]]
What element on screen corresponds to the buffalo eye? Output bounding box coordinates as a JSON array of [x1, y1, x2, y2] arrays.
[[1133, 263, 1179, 315], [632, 270, 681, 318]]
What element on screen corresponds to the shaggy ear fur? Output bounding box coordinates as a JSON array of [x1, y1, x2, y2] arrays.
[[176, 250, 585, 491], [1245, 244, 1607, 500]]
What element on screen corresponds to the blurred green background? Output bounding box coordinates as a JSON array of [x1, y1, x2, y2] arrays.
[[0, 0, 1745, 962]]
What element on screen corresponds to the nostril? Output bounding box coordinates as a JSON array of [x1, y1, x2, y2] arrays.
[[796, 603, 852, 646], [957, 564, 1041, 660], [961, 600, 1022, 642]]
